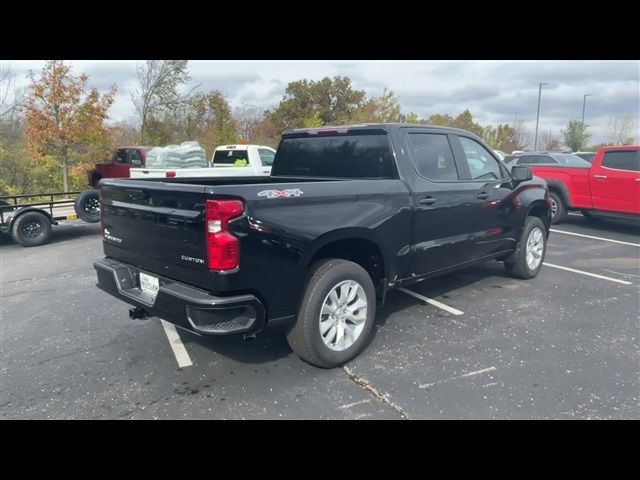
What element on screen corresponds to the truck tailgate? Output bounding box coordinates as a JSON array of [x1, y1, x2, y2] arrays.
[[101, 180, 215, 289]]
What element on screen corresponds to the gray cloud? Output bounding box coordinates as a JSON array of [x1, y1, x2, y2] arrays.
[[4, 60, 638, 144]]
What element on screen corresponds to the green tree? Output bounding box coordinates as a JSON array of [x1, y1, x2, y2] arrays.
[[24, 60, 115, 192], [562, 119, 591, 151], [452, 109, 484, 137], [303, 111, 324, 127], [402, 112, 419, 124], [268, 76, 366, 130], [425, 113, 454, 126]]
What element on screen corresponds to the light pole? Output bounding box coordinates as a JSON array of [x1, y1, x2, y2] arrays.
[[534, 82, 548, 150]]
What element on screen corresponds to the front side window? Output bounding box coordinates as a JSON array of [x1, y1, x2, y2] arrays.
[[601, 150, 640, 171], [459, 137, 503, 180], [407, 133, 458, 181]]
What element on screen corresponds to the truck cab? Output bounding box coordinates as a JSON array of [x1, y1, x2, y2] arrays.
[[88, 146, 153, 187]]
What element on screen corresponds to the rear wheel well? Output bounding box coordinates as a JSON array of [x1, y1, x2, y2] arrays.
[[309, 238, 385, 298], [547, 185, 569, 208]]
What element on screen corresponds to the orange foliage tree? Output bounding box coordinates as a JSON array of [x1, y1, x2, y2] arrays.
[[24, 60, 116, 192]]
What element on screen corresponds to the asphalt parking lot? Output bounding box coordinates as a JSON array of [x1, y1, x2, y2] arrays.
[[1, 214, 639, 419]]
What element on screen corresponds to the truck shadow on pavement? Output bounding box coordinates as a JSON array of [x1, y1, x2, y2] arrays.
[[179, 261, 510, 366]]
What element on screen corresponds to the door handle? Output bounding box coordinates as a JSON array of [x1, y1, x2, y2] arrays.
[[419, 196, 437, 206], [593, 175, 607, 180], [477, 192, 489, 200]]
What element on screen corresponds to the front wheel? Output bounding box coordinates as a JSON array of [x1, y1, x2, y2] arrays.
[[287, 259, 376, 368], [504, 216, 547, 279]]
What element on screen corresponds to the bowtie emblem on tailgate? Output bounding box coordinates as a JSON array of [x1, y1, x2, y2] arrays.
[[257, 188, 303, 199], [126, 189, 148, 201]]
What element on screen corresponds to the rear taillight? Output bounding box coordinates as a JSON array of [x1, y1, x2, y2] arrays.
[[205, 199, 244, 271], [99, 189, 104, 238]]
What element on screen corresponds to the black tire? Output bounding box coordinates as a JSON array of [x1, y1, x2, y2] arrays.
[[287, 259, 377, 368], [504, 216, 547, 279], [74, 189, 100, 223], [11, 211, 52, 247], [549, 191, 567, 224]]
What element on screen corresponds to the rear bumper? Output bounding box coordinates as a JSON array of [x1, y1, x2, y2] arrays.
[[94, 257, 265, 336]]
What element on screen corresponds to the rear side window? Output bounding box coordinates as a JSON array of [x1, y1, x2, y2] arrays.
[[258, 148, 275, 166], [213, 149, 249, 167], [272, 134, 395, 178], [601, 150, 640, 171], [407, 133, 458, 181], [517, 155, 539, 165]]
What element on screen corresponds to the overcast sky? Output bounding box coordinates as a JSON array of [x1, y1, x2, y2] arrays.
[[3, 60, 639, 145]]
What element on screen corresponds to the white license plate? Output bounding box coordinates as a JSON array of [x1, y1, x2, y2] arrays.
[[139, 272, 159, 299]]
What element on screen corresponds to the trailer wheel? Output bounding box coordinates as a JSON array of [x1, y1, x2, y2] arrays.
[[74, 189, 100, 223], [11, 211, 52, 247]]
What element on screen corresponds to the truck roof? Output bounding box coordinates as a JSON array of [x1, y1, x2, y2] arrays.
[[283, 123, 477, 137], [214, 144, 275, 151]]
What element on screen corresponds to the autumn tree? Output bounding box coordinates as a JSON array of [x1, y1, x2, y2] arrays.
[[562, 119, 591, 151], [268, 76, 367, 130], [132, 60, 191, 143], [23, 60, 115, 192], [351, 88, 403, 123]]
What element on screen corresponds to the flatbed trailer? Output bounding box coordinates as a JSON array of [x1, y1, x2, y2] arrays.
[[0, 189, 100, 247]]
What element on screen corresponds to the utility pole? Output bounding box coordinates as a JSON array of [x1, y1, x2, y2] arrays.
[[534, 82, 548, 150]]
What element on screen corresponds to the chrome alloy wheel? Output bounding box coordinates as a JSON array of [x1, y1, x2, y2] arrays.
[[318, 280, 368, 351], [525, 227, 544, 270]]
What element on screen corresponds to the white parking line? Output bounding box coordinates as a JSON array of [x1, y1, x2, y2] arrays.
[[543, 262, 633, 285], [419, 366, 497, 389], [161, 320, 193, 368], [398, 288, 464, 315], [550, 229, 640, 247]]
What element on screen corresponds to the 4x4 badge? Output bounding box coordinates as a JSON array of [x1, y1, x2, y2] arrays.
[[257, 188, 303, 199]]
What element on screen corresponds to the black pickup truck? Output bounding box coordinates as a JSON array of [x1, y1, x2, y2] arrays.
[[95, 124, 551, 368]]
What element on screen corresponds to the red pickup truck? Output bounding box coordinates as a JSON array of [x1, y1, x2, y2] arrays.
[[87, 146, 153, 187], [506, 146, 639, 223]]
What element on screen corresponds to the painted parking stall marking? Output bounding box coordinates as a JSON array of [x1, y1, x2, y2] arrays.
[[398, 288, 464, 315], [550, 228, 640, 248], [419, 366, 497, 389], [543, 262, 633, 285], [161, 320, 193, 368]]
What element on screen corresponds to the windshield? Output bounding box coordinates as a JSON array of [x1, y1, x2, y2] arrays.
[[553, 154, 592, 167]]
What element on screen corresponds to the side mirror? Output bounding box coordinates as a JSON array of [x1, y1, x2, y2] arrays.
[[511, 165, 532, 182]]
